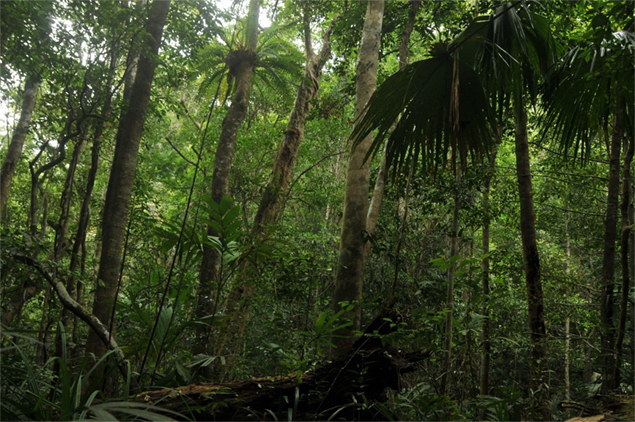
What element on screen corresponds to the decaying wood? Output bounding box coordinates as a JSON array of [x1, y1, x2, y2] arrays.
[[561, 395, 635, 422], [137, 298, 428, 421]]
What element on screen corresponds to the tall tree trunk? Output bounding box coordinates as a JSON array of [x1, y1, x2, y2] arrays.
[[479, 147, 497, 420], [614, 133, 632, 387], [252, 11, 334, 234], [441, 170, 461, 394], [513, 100, 550, 420], [600, 100, 622, 394], [85, 0, 170, 364], [366, 0, 420, 236], [0, 75, 39, 216], [332, 0, 384, 350], [565, 215, 571, 400], [52, 133, 86, 377], [194, 0, 259, 365]]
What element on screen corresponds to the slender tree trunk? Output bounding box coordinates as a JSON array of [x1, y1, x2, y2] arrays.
[[332, 0, 384, 350], [513, 100, 550, 420], [479, 148, 496, 419], [600, 100, 622, 394], [54, 135, 86, 262], [52, 134, 86, 376], [366, 0, 420, 237], [194, 0, 259, 364], [442, 170, 461, 394], [69, 46, 119, 346], [0, 75, 39, 216], [85, 0, 170, 364], [614, 135, 632, 387], [1, 278, 40, 326], [565, 216, 571, 400]]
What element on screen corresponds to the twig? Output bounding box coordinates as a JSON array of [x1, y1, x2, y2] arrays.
[[165, 136, 197, 167]]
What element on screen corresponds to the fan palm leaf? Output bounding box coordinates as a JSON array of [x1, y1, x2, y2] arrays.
[[351, 46, 498, 176], [542, 28, 634, 161], [455, 2, 556, 117]]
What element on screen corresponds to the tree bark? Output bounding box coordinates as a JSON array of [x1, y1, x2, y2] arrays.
[[565, 216, 571, 400], [207, 11, 336, 379], [366, 0, 420, 237], [600, 100, 622, 394], [54, 134, 86, 262], [252, 11, 334, 234], [514, 100, 550, 420], [0, 75, 39, 216], [194, 0, 259, 363], [69, 45, 119, 325], [479, 150, 496, 420], [441, 170, 461, 394], [85, 0, 170, 362], [332, 0, 384, 350], [614, 133, 632, 387]]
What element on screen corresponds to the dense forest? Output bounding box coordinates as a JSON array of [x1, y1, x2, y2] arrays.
[[0, 0, 633, 421]]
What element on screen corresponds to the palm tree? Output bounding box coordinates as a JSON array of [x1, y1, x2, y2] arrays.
[[353, 3, 556, 417], [459, 6, 556, 417], [542, 17, 634, 393], [349, 41, 499, 364]]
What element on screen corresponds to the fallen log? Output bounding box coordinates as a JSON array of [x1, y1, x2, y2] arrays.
[[137, 298, 428, 421]]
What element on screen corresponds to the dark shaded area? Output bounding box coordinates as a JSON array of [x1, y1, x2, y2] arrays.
[[136, 299, 429, 421]]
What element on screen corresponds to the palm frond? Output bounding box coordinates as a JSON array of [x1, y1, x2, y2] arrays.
[[542, 28, 634, 162], [351, 49, 498, 177], [457, 2, 556, 116]]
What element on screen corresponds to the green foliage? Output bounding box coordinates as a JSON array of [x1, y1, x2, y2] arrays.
[[1, 1, 634, 419], [299, 306, 354, 357], [1, 326, 183, 421]]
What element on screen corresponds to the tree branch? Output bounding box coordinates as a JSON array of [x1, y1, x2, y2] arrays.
[[165, 136, 197, 167], [12, 254, 133, 385], [179, 99, 202, 131]]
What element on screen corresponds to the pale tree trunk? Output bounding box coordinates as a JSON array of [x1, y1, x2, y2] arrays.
[[514, 100, 550, 420], [600, 99, 622, 394], [85, 0, 170, 364], [479, 147, 497, 420], [332, 0, 384, 350], [194, 0, 259, 364], [0, 75, 39, 216], [366, 0, 420, 237], [614, 135, 632, 387]]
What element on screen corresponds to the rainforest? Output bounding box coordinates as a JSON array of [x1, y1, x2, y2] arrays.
[[0, 1, 633, 421]]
